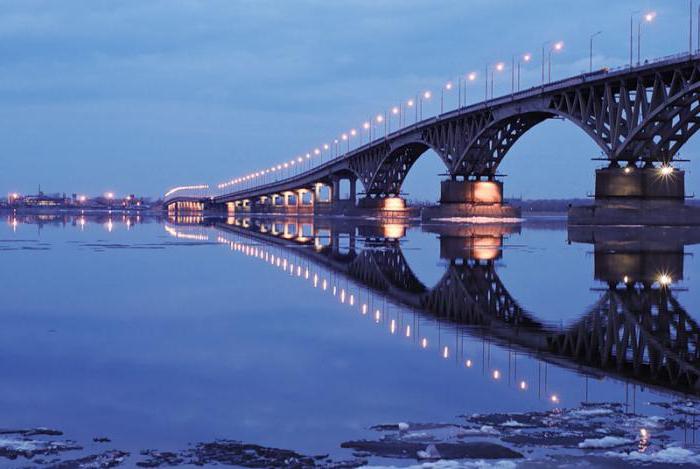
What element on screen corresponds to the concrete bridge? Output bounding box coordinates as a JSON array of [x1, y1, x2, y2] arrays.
[[165, 52, 700, 224], [167, 216, 700, 395]]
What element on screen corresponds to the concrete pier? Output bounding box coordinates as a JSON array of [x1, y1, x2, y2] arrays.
[[569, 167, 700, 225], [421, 179, 521, 221]]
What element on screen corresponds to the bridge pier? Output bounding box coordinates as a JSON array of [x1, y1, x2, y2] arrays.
[[422, 179, 521, 221], [569, 166, 700, 225]]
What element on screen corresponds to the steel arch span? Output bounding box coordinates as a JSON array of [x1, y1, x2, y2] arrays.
[[163, 53, 700, 206]]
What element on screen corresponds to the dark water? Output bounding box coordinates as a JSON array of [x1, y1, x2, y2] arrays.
[[2, 212, 700, 467]]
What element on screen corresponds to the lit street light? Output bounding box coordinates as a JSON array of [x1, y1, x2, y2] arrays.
[[548, 41, 564, 82], [407, 98, 416, 124], [518, 53, 531, 90], [419, 91, 431, 120], [441, 82, 453, 114], [491, 62, 505, 99], [638, 11, 656, 64]]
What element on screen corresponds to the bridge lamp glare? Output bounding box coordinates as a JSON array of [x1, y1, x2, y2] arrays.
[[284, 163, 288, 168], [553, 41, 564, 51], [363, 121, 371, 129], [334, 139, 339, 144], [492, 370, 501, 380], [465, 359, 472, 368], [495, 62, 505, 72], [423, 90, 432, 99], [445, 82, 453, 90], [314, 148, 320, 155], [298, 157, 303, 162], [407, 99, 415, 107], [467, 72, 477, 81], [550, 394, 560, 404], [323, 143, 330, 150], [391, 106, 399, 115], [376, 114, 384, 123], [341, 133, 348, 140], [644, 11, 656, 22], [105, 192, 114, 199], [659, 165, 673, 176], [305, 154, 310, 159], [657, 273, 672, 286], [519, 381, 527, 390], [350, 129, 357, 136]]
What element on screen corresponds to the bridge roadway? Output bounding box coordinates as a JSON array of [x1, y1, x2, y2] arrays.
[[166, 52, 700, 223], [167, 216, 700, 396]]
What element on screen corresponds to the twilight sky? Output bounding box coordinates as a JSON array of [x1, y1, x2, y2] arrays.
[[1, 0, 698, 200]]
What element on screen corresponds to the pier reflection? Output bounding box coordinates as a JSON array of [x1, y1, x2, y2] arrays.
[[167, 216, 700, 397]]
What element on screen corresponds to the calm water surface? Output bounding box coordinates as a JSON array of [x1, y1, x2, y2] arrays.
[[1, 213, 700, 467]]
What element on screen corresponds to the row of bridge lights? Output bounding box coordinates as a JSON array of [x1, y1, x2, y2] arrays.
[[208, 226, 562, 404], [212, 9, 661, 195]]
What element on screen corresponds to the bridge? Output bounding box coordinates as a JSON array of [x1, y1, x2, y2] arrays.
[[165, 52, 700, 224], [167, 216, 700, 395]]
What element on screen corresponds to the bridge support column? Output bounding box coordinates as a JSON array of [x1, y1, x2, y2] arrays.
[[421, 179, 521, 221], [569, 166, 700, 225]]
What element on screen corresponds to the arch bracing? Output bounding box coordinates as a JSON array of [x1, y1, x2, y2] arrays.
[[548, 287, 700, 390]]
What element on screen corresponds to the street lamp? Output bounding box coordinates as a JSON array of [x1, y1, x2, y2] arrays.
[[589, 31, 602, 72], [517, 53, 531, 90], [362, 121, 371, 143], [548, 41, 564, 82], [463, 72, 477, 106], [630, 10, 640, 67], [349, 128, 357, 150], [407, 98, 416, 124], [419, 91, 431, 120], [391, 106, 400, 131], [491, 62, 505, 99], [376, 113, 386, 137], [638, 11, 656, 64], [441, 81, 453, 114]]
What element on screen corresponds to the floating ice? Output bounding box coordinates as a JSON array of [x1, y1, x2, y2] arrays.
[[605, 446, 700, 464], [578, 436, 633, 449]]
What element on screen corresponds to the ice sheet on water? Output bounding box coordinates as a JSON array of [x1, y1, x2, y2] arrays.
[[604, 446, 700, 465], [577, 436, 634, 449]]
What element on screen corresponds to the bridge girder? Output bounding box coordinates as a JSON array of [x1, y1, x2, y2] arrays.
[[340, 59, 700, 197]]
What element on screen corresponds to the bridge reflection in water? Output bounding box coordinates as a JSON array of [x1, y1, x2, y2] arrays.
[[165, 215, 700, 398]]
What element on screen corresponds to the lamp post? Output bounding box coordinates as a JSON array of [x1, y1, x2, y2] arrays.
[[548, 41, 564, 82], [390, 106, 400, 131], [518, 53, 531, 90], [630, 10, 640, 68], [419, 90, 431, 120], [349, 129, 357, 150], [638, 11, 656, 65], [541, 40, 550, 85], [589, 31, 602, 72], [441, 81, 453, 114], [407, 98, 416, 124], [465, 72, 477, 106], [491, 62, 504, 99]]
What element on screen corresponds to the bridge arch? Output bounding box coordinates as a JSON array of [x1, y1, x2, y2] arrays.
[[613, 80, 700, 162], [352, 140, 449, 198], [451, 109, 613, 177]]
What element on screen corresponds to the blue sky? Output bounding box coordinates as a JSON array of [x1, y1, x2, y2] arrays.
[[1, 0, 698, 200]]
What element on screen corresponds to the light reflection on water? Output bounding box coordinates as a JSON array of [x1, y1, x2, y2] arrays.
[[1, 212, 700, 465]]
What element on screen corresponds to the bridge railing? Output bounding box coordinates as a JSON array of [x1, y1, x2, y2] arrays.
[[178, 50, 700, 202]]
